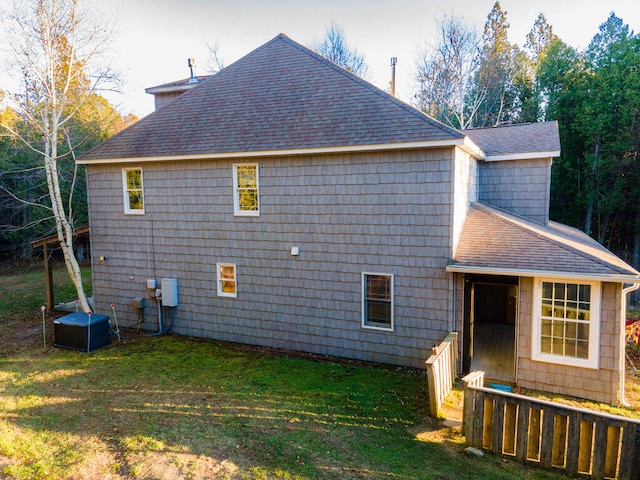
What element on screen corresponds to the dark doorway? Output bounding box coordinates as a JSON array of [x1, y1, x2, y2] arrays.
[[463, 275, 518, 383]]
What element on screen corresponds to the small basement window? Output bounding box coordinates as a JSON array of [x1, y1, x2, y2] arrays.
[[217, 263, 237, 298], [362, 273, 394, 331]]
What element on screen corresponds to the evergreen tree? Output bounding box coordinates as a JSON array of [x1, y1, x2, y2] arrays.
[[473, 1, 519, 126]]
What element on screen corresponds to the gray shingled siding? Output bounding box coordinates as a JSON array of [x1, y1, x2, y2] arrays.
[[87, 148, 455, 368], [478, 158, 551, 224]]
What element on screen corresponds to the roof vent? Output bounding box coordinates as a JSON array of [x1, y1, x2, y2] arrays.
[[188, 58, 197, 84]]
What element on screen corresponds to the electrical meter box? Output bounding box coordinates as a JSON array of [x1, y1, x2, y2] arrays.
[[161, 278, 178, 307]]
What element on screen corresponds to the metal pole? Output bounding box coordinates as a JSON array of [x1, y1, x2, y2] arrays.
[[390, 57, 397, 97]]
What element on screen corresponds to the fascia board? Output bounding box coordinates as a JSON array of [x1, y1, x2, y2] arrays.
[[77, 138, 473, 165], [445, 264, 640, 284], [485, 151, 561, 162]]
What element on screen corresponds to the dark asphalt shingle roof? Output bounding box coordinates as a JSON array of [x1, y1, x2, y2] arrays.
[[463, 122, 561, 157], [451, 203, 640, 280], [81, 34, 463, 162]]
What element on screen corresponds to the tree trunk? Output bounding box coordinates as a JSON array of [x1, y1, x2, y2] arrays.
[[598, 211, 610, 246], [584, 135, 601, 236], [45, 128, 90, 312]]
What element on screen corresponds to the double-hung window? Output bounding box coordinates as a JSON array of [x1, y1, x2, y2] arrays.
[[233, 164, 259, 216], [122, 168, 144, 214], [217, 263, 237, 298], [362, 273, 394, 331], [532, 279, 600, 368]]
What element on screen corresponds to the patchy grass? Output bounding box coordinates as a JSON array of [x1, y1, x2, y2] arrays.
[[0, 264, 567, 479], [0, 262, 91, 320]]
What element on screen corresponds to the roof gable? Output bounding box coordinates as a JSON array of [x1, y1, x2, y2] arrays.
[[449, 202, 640, 281], [80, 34, 463, 162]]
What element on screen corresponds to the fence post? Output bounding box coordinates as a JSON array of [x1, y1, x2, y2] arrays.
[[462, 371, 484, 439], [426, 361, 438, 417]]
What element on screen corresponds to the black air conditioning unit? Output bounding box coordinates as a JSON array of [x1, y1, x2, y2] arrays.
[[54, 312, 110, 352]]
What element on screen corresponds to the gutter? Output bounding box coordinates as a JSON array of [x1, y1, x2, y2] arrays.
[[620, 283, 640, 407]]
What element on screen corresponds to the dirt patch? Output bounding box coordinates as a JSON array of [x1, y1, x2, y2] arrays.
[[0, 314, 61, 355], [0, 455, 16, 478], [122, 452, 241, 480]]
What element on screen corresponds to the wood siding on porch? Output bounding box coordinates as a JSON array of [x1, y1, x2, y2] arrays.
[[516, 279, 622, 405]]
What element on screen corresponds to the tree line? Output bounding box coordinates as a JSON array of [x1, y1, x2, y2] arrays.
[[0, 0, 638, 299], [413, 2, 640, 277]]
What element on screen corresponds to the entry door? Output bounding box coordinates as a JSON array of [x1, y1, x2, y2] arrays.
[[463, 275, 518, 383]]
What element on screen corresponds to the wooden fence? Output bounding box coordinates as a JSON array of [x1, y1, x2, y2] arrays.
[[462, 376, 640, 479], [425, 332, 458, 417]]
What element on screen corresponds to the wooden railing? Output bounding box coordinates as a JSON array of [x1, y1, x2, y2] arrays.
[[425, 332, 458, 417], [462, 378, 640, 480]]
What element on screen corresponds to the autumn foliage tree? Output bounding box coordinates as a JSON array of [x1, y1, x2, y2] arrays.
[[0, 0, 130, 310]]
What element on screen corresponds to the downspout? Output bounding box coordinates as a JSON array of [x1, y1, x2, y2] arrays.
[[620, 282, 640, 407]]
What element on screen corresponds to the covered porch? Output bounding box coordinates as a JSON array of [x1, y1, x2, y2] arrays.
[[448, 202, 640, 404], [463, 274, 518, 384]]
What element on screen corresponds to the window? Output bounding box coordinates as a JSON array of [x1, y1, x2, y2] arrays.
[[233, 164, 259, 216], [532, 279, 600, 368], [217, 263, 237, 297], [122, 168, 144, 214], [362, 273, 394, 331]]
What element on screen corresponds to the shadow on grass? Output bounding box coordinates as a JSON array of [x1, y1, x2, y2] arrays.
[[0, 334, 562, 480]]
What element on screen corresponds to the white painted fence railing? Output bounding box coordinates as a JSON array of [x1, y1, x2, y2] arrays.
[[425, 332, 458, 417]]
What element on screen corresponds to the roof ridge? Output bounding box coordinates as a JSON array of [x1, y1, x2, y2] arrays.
[[471, 202, 637, 276], [277, 34, 464, 139], [463, 120, 558, 132], [79, 33, 473, 162]]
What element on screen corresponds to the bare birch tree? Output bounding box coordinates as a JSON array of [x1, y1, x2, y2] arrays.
[[414, 15, 484, 129], [0, 0, 119, 311], [313, 23, 369, 78]]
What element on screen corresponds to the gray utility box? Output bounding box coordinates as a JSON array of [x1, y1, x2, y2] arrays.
[[54, 312, 110, 352]]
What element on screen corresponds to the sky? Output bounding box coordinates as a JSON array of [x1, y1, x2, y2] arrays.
[[3, 0, 640, 118]]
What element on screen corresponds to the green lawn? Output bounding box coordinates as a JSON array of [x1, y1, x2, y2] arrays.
[[0, 264, 563, 479]]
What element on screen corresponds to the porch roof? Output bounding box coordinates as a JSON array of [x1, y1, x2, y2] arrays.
[[447, 203, 640, 283]]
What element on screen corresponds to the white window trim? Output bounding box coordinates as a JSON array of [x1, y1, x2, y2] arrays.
[[217, 263, 237, 298], [233, 163, 260, 217], [122, 168, 145, 215], [531, 278, 601, 369], [361, 272, 394, 332]]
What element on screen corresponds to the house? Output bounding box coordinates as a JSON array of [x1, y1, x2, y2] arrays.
[[78, 34, 640, 405]]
